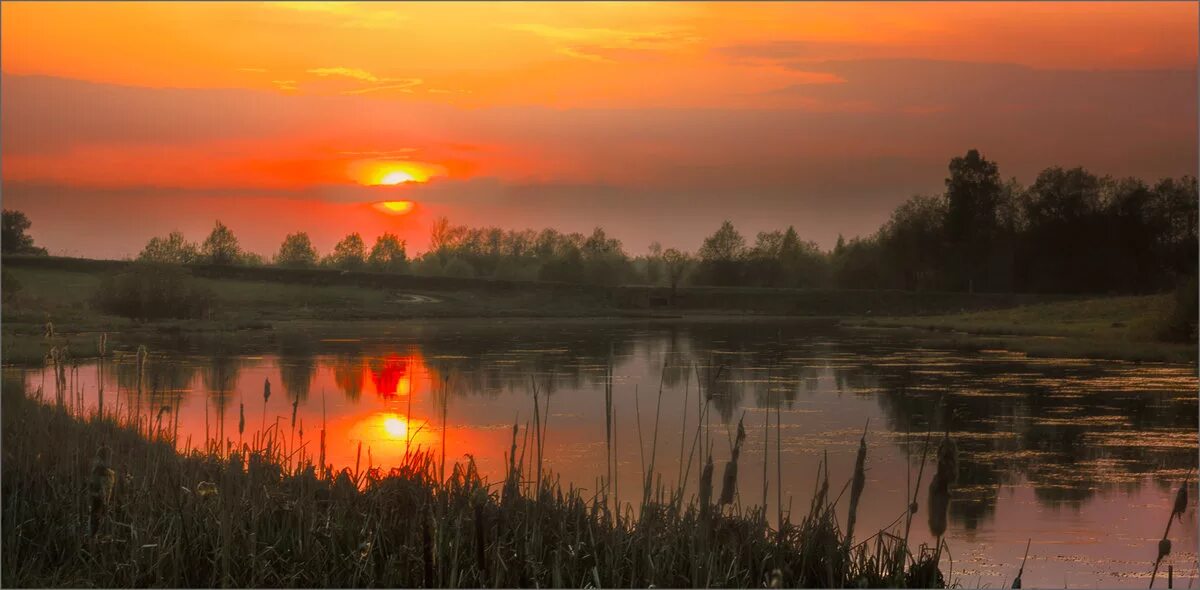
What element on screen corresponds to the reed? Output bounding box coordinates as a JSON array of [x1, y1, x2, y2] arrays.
[[1, 369, 952, 588]]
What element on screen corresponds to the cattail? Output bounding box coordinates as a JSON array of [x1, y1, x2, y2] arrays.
[[263, 378, 271, 403], [291, 399, 299, 429], [1173, 480, 1188, 523], [238, 403, 245, 436], [88, 446, 115, 537], [699, 453, 714, 510], [845, 426, 868, 546], [1158, 538, 1172, 562], [1012, 538, 1031, 589], [719, 415, 747, 507], [927, 432, 957, 539]]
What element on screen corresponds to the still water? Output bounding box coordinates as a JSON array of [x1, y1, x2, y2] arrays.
[[21, 319, 1199, 587]]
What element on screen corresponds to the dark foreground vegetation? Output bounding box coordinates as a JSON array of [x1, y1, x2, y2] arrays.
[[2, 369, 961, 588]]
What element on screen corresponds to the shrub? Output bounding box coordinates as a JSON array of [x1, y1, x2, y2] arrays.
[[1153, 275, 1199, 343], [93, 263, 216, 320]]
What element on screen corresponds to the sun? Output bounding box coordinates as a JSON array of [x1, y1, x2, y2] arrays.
[[380, 171, 414, 185], [382, 415, 408, 439], [374, 200, 414, 215]]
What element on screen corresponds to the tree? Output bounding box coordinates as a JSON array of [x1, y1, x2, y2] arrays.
[[368, 233, 408, 272], [275, 232, 318, 268], [879, 196, 948, 291], [662, 248, 691, 297], [201, 221, 242, 265], [944, 149, 1003, 292], [326, 232, 366, 270], [697, 221, 746, 286], [2, 210, 47, 255], [138, 231, 199, 264], [698, 221, 746, 262]]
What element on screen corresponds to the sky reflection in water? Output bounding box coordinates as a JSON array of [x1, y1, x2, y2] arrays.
[[22, 320, 1199, 587]]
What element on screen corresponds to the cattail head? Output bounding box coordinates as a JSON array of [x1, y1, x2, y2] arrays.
[[238, 403, 245, 435], [699, 453, 714, 509], [927, 476, 949, 538], [263, 378, 272, 403], [718, 456, 739, 506], [937, 432, 958, 483], [1158, 538, 1172, 562], [845, 429, 868, 544], [1173, 480, 1188, 522], [291, 399, 299, 428]]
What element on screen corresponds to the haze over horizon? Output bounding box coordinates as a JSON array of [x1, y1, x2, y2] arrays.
[[2, 2, 1196, 259]]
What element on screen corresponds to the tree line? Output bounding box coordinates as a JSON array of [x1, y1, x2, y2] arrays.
[[5, 149, 1196, 296]]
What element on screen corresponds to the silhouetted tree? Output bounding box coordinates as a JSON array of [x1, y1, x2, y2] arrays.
[[1, 210, 47, 255], [944, 149, 1004, 292], [200, 221, 242, 265], [368, 233, 408, 273], [697, 220, 747, 286], [139, 231, 199, 264], [325, 232, 366, 270], [275, 232, 318, 268]]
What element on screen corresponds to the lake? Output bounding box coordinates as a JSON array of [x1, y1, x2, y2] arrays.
[[19, 318, 1198, 588]]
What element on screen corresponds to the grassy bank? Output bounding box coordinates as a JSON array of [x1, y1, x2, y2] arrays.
[[1, 373, 951, 588], [851, 295, 1197, 363]]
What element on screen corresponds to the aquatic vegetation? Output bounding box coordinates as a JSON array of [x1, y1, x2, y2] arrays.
[[0, 374, 948, 588]]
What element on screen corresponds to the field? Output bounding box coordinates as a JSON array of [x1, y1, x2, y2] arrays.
[[2, 256, 1193, 365], [851, 295, 1197, 363]]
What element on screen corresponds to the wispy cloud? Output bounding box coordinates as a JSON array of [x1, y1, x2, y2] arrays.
[[308, 67, 389, 83], [271, 2, 407, 30], [508, 22, 701, 63]]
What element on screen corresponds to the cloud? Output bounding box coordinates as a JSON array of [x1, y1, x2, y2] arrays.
[[2, 62, 1194, 256], [271, 2, 408, 30], [508, 22, 700, 63]]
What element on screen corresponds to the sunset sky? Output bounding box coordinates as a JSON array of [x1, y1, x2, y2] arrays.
[[2, 2, 1196, 259]]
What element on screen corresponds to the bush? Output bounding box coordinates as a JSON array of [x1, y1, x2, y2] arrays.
[[93, 263, 216, 320], [1153, 275, 1199, 343]]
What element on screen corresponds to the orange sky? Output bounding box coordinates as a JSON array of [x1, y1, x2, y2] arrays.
[[2, 2, 1196, 258]]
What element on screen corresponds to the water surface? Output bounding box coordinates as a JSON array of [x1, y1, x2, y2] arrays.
[[22, 319, 1198, 588]]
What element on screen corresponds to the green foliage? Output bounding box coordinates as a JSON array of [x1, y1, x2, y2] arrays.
[[138, 231, 199, 264], [1, 209, 47, 256], [274, 232, 318, 268], [200, 221, 242, 265], [368, 233, 408, 273], [325, 232, 366, 270], [92, 263, 216, 320]]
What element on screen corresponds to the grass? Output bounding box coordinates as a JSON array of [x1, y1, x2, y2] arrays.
[[1, 360, 954, 588], [850, 294, 1198, 363]]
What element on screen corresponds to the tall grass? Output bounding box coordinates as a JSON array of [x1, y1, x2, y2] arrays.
[[2, 362, 949, 588]]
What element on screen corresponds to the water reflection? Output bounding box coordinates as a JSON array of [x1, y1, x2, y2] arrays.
[[20, 319, 1198, 587]]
